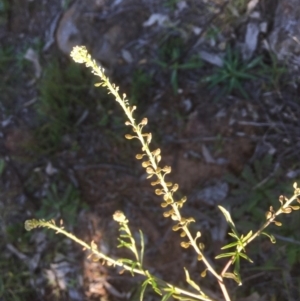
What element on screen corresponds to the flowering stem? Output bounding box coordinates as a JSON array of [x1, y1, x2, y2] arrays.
[[70, 46, 230, 301]]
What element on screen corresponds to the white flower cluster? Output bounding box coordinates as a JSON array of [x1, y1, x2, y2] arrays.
[[70, 46, 90, 64]]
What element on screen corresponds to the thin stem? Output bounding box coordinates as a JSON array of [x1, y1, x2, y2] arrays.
[[100, 57, 222, 281], [121, 222, 140, 263], [39, 220, 214, 301]]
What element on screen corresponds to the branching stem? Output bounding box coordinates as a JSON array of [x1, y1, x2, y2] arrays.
[[69, 45, 231, 301], [221, 193, 300, 276]]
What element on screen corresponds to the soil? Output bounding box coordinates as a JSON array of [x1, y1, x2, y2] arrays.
[[1, 0, 300, 301]]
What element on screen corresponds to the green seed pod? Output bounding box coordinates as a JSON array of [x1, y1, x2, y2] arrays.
[[155, 189, 164, 195], [180, 241, 190, 248], [201, 269, 207, 278], [172, 224, 181, 231], [282, 207, 292, 214], [125, 134, 136, 140], [146, 167, 154, 174], [147, 133, 152, 144], [162, 166, 171, 173], [265, 211, 272, 219], [142, 161, 151, 168], [163, 209, 174, 218], [140, 118, 148, 126], [199, 243, 205, 251], [172, 184, 179, 192], [291, 205, 300, 210], [151, 179, 160, 186], [152, 148, 161, 156]]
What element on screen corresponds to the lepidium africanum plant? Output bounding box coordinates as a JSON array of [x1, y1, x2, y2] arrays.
[[25, 46, 300, 301]]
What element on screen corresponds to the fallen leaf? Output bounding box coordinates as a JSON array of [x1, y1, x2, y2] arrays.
[[24, 48, 42, 79], [202, 144, 215, 164], [143, 13, 170, 27], [199, 51, 224, 67]]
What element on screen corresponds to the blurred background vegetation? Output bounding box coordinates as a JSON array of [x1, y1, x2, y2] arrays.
[[1, 0, 300, 300]]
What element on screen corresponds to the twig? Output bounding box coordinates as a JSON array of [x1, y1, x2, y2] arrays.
[[273, 234, 300, 246]]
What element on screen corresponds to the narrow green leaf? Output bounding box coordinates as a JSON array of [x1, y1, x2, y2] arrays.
[[118, 258, 133, 264], [162, 291, 173, 301], [209, 73, 229, 87], [139, 229, 145, 266], [221, 241, 239, 249], [184, 267, 201, 292], [228, 232, 239, 239], [236, 80, 249, 99], [223, 273, 241, 285], [173, 295, 199, 301], [215, 252, 236, 259], [148, 276, 162, 295], [228, 77, 236, 93], [234, 255, 239, 274], [218, 206, 239, 236], [246, 56, 262, 69], [241, 165, 256, 184], [0, 159, 6, 175], [242, 230, 253, 243], [140, 279, 150, 301], [120, 234, 131, 238], [171, 69, 178, 93], [155, 60, 168, 68], [178, 60, 202, 69], [238, 252, 253, 263], [261, 232, 276, 243]]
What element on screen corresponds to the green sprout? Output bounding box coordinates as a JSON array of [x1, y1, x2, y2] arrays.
[[156, 35, 202, 94], [204, 47, 263, 99]]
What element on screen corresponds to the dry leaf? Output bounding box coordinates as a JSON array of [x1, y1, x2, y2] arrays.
[[143, 14, 170, 27], [24, 48, 42, 78]]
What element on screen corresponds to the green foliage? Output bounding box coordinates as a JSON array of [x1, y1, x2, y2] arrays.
[[156, 35, 202, 93], [35, 59, 93, 153], [0, 0, 9, 25], [130, 69, 153, 104], [36, 183, 86, 227], [216, 206, 254, 285], [0, 253, 36, 301], [203, 47, 262, 99], [224, 155, 284, 227], [225, 0, 248, 20], [225, 155, 300, 270], [205, 26, 221, 40], [164, 0, 180, 10], [0, 158, 5, 175], [0, 46, 12, 71], [260, 53, 289, 92], [0, 46, 28, 110]]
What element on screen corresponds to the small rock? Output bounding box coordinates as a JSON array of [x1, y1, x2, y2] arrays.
[[191, 181, 229, 206]]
